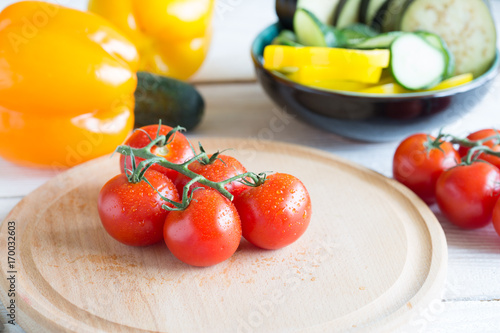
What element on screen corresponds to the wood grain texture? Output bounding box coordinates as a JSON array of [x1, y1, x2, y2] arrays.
[[0, 139, 447, 333]]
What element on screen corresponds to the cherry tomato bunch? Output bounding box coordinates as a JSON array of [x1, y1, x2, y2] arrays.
[[393, 129, 500, 235], [98, 125, 312, 267]]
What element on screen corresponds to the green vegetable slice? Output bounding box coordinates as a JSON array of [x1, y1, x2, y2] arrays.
[[390, 33, 446, 90], [294, 8, 342, 47]]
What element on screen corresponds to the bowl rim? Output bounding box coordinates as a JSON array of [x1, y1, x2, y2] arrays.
[[251, 22, 500, 100]]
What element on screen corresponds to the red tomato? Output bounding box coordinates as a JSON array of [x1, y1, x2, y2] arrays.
[[393, 134, 459, 204], [98, 169, 179, 246], [436, 162, 500, 229], [175, 154, 248, 199], [492, 199, 500, 237], [234, 173, 311, 250], [458, 129, 500, 169], [120, 125, 194, 181], [163, 189, 242, 267]]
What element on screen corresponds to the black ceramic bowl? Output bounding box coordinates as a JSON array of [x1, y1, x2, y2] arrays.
[[251, 23, 500, 142]]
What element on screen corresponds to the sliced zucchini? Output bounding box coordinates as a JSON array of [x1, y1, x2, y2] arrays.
[[386, 0, 413, 32], [334, 0, 363, 28], [372, 0, 413, 32], [294, 8, 342, 47], [296, 0, 342, 25], [390, 33, 446, 90], [360, 0, 387, 24], [350, 31, 403, 49], [400, 0, 497, 77], [342, 23, 379, 38], [414, 31, 455, 78], [276, 0, 298, 30], [340, 24, 379, 46], [272, 30, 303, 47], [370, 0, 390, 31]]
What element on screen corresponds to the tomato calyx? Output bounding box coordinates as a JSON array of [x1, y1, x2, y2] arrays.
[[422, 132, 448, 156], [116, 127, 269, 211], [195, 143, 225, 166], [237, 172, 267, 187], [137, 122, 185, 149], [122, 150, 162, 184]]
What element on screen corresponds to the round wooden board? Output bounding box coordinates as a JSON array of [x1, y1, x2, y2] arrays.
[[0, 138, 447, 333]]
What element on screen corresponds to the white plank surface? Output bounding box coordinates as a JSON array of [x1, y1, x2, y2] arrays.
[[0, 0, 500, 332]]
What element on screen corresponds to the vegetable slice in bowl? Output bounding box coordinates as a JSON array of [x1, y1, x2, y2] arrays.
[[390, 33, 446, 90], [294, 8, 342, 47], [400, 0, 497, 77]]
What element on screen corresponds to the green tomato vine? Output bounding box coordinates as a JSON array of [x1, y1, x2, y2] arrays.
[[117, 126, 267, 211]]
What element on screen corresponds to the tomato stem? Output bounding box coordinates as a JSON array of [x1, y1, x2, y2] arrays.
[[116, 129, 268, 208], [448, 134, 500, 148], [446, 133, 500, 165]]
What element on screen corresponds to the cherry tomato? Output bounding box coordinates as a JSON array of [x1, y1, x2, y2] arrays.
[[393, 134, 459, 204], [234, 173, 311, 250], [98, 169, 179, 246], [458, 129, 500, 169], [436, 162, 500, 229], [175, 154, 248, 199], [163, 189, 242, 267], [492, 199, 500, 237], [120, 125, 194, 181]]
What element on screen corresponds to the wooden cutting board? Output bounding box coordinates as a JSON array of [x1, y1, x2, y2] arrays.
[[0, 138, 447, 333]]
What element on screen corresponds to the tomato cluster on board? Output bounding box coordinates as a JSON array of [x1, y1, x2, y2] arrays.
[[393, 129, 500, 234], [97, 125, 312, 267]]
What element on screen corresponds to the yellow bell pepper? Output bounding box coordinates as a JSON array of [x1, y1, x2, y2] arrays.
[[426, 73, 474, 92], [360, 83, 411, 94], [264, 45, 390, 70], [89, 0, 215, 80], [287, 66, 383, 84], [307, 81, 375, 92], [307, 76, 394, 92], [0, 2, 139, 168], [360, 73, 474, 94]]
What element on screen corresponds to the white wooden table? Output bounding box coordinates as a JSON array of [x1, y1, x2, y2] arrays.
[[1, 1, 500, 332]]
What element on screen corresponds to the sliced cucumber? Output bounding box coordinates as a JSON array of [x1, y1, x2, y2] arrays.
[[360, 0, 387, 24], [414, 31, 455, 78], [351, 31, 403, 49], [294, 8, 342, 47], [334, 0, 363, 28], [390, 33, 446, 90], [401, 0, 496, 77], [296, 0, 342, 25]]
